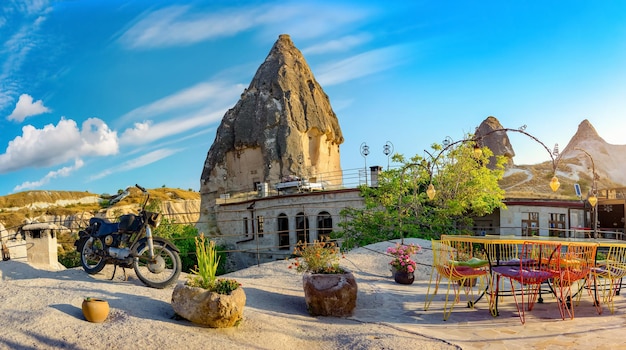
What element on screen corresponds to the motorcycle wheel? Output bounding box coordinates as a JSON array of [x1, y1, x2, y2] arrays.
[[134, 241, 182, 289], [79, 237, 106, 274]]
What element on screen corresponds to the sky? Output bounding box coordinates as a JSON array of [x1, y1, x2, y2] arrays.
[[1, 0, 626, 196]]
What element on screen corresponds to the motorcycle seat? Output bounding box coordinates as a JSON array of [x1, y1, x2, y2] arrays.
[[88, 217, 119, 236]]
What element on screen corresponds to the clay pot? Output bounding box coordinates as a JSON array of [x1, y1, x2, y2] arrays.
[[302, 270, 358, 317], [82, 298, 110, 323], [393, 271, 415, 285], [171, 283, 246, 328]]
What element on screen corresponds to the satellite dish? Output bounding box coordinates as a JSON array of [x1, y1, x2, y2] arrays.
[[574, 183, 582, 197]]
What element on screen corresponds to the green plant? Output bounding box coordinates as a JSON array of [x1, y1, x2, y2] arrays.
[[187, 233, 240, 294], [288, 238, 345, 274]]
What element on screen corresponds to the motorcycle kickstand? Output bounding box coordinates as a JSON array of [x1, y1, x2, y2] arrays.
[[110, 264, 128, 281]]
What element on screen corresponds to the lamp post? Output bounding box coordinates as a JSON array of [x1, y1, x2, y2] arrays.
[[360, 142, 369, 186], [575, 147, 599, 238], [383, 141, 394, 170]]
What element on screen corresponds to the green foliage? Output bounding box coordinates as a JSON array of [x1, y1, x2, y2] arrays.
[[187, 233, 239, 294], [154, 217, 198, 273], [58, 249, 81, 268], [336, 138, 507, 249], [288, 238, 345, 274]]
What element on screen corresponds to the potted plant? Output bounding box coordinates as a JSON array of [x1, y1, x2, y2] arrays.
[[82, 297, 110, 323], [288, 238, 358, 317], [171, 233, 245, 328], [387, 242, 421, 284]]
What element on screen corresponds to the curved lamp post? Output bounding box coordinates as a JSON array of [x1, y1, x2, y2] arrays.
[[413, 126, 561, 200], [475, 125, 562, 192], [383, 141, 394, 170], [360, 142, 370, 186], [575, 147, 599, 238]]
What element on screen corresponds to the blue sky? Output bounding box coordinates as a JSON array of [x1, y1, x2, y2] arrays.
[[1, 1, 625, 196]]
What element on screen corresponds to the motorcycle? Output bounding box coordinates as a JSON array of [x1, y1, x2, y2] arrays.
[[75, 184, 182, 289]]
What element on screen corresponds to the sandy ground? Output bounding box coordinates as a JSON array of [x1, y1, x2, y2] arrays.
[[0, 239, 457, 350]]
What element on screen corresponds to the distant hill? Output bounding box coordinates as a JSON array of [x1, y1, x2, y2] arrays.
[[0, 187, 200, 231], [497, 118, 625, 199]]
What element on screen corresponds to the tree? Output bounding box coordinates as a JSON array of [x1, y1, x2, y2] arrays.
[[336, 139, 507, 249]]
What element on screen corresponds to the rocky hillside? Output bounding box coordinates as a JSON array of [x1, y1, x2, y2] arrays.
[[0, 187, 200, 233]]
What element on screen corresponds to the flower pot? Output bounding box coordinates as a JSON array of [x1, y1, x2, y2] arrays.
[[171, 283, 246, 328], [393, 271, 415, 285], [82, 298, 110, 323], [302, 270, 358, 317]]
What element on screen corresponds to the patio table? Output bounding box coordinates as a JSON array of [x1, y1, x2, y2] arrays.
[[440, 235, 611, 318]]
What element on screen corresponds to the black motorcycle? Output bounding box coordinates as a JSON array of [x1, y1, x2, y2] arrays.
[[75, 184, 182, 289]]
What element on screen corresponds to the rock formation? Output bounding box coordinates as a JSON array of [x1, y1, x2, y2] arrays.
[[475, 116, 515, 168], [199, 34, 344, 234]]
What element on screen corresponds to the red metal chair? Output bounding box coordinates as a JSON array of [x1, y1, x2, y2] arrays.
[[555, 242, 599, 319], [489, 241, 564, 324]]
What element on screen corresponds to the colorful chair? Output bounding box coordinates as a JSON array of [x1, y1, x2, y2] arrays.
[[490, 241, 564, 324], [554, 242, 599, 319], [591, 245, 626, 314], [424, 240, 490, 321]]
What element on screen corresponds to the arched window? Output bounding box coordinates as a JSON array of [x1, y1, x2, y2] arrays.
[[317, 211, 333, 241], [277, 213, 290, 250], [296, 212, 309, 244]]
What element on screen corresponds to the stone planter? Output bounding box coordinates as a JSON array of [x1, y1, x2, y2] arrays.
[[171, 283, 246, 328], [302, 270, 358, 317], [393, 271, 415, 285], [82, 298, 110, 323]]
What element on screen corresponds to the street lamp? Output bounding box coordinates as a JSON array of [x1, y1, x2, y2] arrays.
[[575, 147, 599, 238], [383, 141, 394, 170], [360, 142, 369, 186]]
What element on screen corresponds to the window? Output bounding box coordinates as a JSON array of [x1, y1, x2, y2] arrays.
[[317, 211, 333, 241], [278, 214, 290, 250], [521, 212, 539, 236], [243, 217, 249, 236], [296, 212, 309, 244], [549, 213, 566, 237], [257, 216, 264, 237]]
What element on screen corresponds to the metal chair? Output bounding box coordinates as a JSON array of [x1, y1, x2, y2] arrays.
[[424, 239, 489, 321], [591, 245, 626, 314], [554, 242, 599, 319], [489, 241, 565, 324]]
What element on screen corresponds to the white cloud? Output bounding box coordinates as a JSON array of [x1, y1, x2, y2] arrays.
[[0, 4, 50, 112], [302, 34, 372, 55], [89, 148, 179, 180], [117, 3, 371, 50], [0, 117, 118, 173], [315, 45, 408, 86], [119, 109, 225, 146], [118, 81, 242, 124], [7, 93, 50, 122], [13, 158, 83, 192], [118, 5, 261, 49]]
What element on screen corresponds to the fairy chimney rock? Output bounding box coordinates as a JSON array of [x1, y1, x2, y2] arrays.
[[199, 34, 344, 212], [475, 116, 515, 168]]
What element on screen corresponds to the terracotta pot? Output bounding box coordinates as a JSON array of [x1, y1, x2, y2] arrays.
[[82, 298, 110, 323], [393, 271, 415, 285], [302, 270, 358, 317], [171, 283, 246, 328]]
